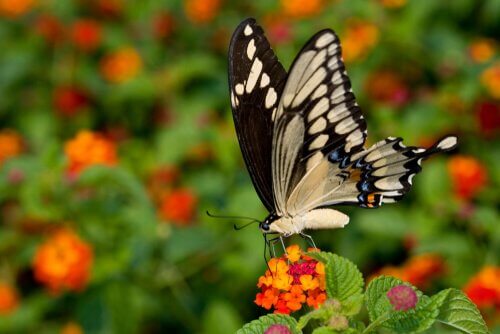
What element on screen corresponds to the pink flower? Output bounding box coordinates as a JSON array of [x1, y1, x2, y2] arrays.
[[264, 324, 292, 334], [387, 285, 418, 311]]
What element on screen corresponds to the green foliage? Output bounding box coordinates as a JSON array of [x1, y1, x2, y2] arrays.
[[236, 314, 301, 334]]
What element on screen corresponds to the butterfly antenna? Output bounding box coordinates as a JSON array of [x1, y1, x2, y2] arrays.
[[233, 220, 260, 230], [206, 211, 258, 221]]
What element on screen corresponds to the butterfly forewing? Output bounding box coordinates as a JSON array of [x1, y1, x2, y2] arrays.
[[229, 18, 287, 212], [272, 30, 367, 215]]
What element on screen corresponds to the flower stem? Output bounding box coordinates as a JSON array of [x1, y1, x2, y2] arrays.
[[362, 313, 391, 334]]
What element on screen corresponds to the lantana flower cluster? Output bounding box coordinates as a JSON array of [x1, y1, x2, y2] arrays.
[[255, 245, 327, 314]]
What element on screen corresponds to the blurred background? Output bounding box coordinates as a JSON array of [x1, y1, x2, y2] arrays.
[[0, 0, 499, 333]]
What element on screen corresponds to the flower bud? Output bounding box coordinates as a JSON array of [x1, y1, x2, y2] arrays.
[[328, 315, 349, 330], [264, 324, 292, 334], [386, 285, 418, 311]]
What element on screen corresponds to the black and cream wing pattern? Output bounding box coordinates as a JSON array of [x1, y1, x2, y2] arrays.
[[229, 18, 458, 236]]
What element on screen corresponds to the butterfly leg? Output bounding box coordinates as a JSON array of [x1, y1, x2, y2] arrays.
[[299, 232, 317, 249]]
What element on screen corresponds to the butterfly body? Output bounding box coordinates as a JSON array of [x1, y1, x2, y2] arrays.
[[229, 18, 458, 237]]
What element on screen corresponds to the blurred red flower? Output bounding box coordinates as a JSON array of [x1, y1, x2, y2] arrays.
[[100, 47, 142, 83], [469, 39, 496, 64], [280, 0, 323, 18], [255, 245, 326, 314], [70, 19, 102, 51], [184, 0, 221, 24], [447, 155, 488, 200], [35, 14, 64, 44], [148, 165, 180, 203], [53, 86, 89, 116], [153, 12, 175, 40], [464, 266, 500, 311], [374, 254, 446, 289], [476, 101, 500, 138], [380, 0, 406, 8], [0, 282, 19, 315], [341, 21, 379, 62], [364, 70, 410, 106], [93, 0, 123, 18], [60, 322, 84, 334], [0, 0, 36, 18], [159, 188, 197, 226], [0, 130, 23, 167], [264, 16, 293, 45], [33, 229, 93, 293], [481, 62, 500, 99], [64, 130, 118, 175]]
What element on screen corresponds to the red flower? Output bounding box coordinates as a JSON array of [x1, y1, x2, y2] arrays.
[[159, 188, 197, 225], [35, 14, 64, 44], [464, 266, 500, 310], [364, 70, 410, 106], [70, 19, 102, 51], [153, 12, 175, 40], [53, 86, 89, 116], [0, 282, 19, 315], [476, 101, 500, 138], [447, 155, 488, 200]]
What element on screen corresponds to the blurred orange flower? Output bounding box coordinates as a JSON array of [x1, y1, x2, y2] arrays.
[[60, 322, 83, 334], [159, 188, 197, 225], [0, 0, 36, 17], [33, 229, 93, 293], [184, 0, 221, 24], [380, 0, 406, 8], [481, 62, 500, 99], [100, 47, 142, 83], [447, 155, 488, 200], [469, 39, 496, 64], [464, 266, 500, 311], [364, 70, 409, 106], [153, 12, 175, 40], [94, 0, 123, 17], [70, 19, 102, 51], [0, 130, 23, 167], [255, 245, 326, 314], [53, 86, 89, 116], [35, 14, 64, 44], [341, 21, 379, 62], [374, 254, 446, 289], [0, 282, 19, 315], [281, 0, 323, 18], [64, 130, 118, 175]]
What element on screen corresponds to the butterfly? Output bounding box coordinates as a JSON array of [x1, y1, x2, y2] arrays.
[[228, 18, 457, 239]]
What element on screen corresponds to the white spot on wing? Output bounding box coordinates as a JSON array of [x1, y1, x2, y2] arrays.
[[375, 177, 404, 190], [246, 39, 256, 60], [345, 129, 363, 152], [436, 136, 458, 150], [235, 83, 244, 95], [334, 116, 357, 135], [244, 24, 253, 36], [309, 134, 329, 150], [315, 33, 335, 48], [260, 73, 270, 88], [292, 68, 327, 107], [265, 87, 277, 108], [246, 58, 263, 93], [308, 117, 327, 134], [308, 97, 329, 121], [311, 84, 327, 100]]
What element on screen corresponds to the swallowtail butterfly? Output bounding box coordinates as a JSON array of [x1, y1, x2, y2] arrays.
[[228, 18, 458, 237]]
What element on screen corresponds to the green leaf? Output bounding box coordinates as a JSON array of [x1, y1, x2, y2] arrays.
[[311, 326, 336, 334], [431, 289, 489, 334], [365, 276, 439, 333], [297, 307, 331, 330], [307, 252, 364, 302], [236, 314, 301, 334]]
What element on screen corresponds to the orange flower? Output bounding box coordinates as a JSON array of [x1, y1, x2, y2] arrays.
[[379, 0, 406, 8], [364, 70, 409, 106], [307, 288, 327, 309], [469, 39, 496, 63], [286, 244, 301, 263], [464, 266, 500, 310], [184, 0, 221, 24], [255, 245, 327, 314], [159, 188, 197, 225], [281, 0, 323, 18], [53, 86, 89, 116], [100, 47, 142, 83], [447, 155, 488, 200], [70, 19, 102, 51], [0, 0, 36, 18], [60, 322, 83, 334], [0, 282, 19, 315], [33, 229, 93, 293], [481, 62, 500, 99], [64, 130, 118, 175], [341, 21, 379, 62], [283, 285, 306, 312], [0, 129, 23, 167]]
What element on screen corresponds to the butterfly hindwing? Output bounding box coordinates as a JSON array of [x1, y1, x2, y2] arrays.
[[229, 18, 287, 212]]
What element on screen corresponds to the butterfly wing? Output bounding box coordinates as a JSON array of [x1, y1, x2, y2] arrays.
[[229, 18, 287, 212], [272, 30, 367, 215]]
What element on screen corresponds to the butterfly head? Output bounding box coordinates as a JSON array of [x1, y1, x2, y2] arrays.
[[260, 212, 279, 233]]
